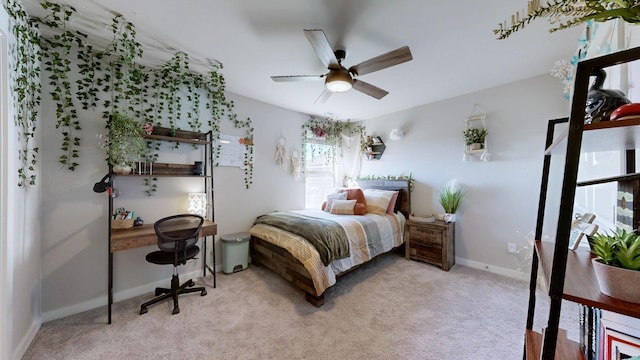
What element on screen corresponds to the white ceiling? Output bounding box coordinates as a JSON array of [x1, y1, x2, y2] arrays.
[[21, 0, 584, 120]]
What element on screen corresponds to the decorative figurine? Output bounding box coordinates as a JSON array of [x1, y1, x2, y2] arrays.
[[585, 69, 630, 124], [143, 122, 153, 135]]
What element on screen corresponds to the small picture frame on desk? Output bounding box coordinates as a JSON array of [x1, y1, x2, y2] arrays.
[[568, 213, 597, 250], [604, 327, 640, 360]]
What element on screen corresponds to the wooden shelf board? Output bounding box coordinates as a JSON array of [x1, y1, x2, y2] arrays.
[[546, 118, 640, 155], [116, 174, 208, 178], [535, 241, 640, 318], [525, 329, 585, 360], [143, 133, 210, 144], [143, 126, 210, 144], [577, 172, 640, 187], [117, 162, 206, 177], [464, 149, 486, 155]]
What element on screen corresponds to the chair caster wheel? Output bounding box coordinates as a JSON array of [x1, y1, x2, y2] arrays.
[[172, 307, 180, 315], [201, 289, 207, 296], [140, 307, 148, 315]]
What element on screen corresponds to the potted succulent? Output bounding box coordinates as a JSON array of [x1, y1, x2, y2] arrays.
[[438, 180, 464, 223], [105, 112, 146, 174], [590, 228, 640, 303], [463, 128, 488, 150]]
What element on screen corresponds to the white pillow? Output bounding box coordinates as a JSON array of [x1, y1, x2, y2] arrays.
[[324, 191, 347, 212], [330, 199, 357, 215], [363, 189, 395, 215]]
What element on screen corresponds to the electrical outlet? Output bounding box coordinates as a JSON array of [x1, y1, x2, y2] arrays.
[[507, 242, 517, 254]]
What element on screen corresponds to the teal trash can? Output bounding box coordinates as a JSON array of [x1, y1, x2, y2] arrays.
[[221, 232, 250, 274]]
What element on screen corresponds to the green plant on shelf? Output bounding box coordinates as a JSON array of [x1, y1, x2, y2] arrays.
[[591, 228, 640, 271], [463, 127, 488, 146], [104, 112, 146, 168]]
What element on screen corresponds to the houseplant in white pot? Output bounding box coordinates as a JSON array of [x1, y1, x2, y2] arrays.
[[590, 228, 640, 303], [438, 180, 464, 223], [105, 112, 146, 175]]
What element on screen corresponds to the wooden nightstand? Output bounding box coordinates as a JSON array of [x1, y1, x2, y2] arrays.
[[405, 219, 455, 271]]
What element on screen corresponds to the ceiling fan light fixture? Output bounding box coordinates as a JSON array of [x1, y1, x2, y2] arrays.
[[325, 69, 352, 92]]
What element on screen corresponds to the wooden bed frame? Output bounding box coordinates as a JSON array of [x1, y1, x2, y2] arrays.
[[250, 179, 412, 306]]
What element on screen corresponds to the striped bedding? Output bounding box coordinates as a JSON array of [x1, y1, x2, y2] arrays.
[[249, 209, 405, 296]]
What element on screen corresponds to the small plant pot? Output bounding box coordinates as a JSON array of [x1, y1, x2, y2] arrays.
[[112, 164, 132, 175], [469, 143, 482, 150], [592, 258, 640, 303]]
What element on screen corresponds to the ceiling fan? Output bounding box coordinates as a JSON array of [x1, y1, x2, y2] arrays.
[[271, 29, 413, 103]]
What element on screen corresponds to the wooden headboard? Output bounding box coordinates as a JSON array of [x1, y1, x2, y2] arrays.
[[356, 179, 412, 218]]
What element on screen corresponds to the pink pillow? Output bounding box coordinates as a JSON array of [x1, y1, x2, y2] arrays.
[[386, 191, 399, 214]]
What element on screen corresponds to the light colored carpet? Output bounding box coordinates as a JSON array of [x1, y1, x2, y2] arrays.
[[22, 254, 578, 360]]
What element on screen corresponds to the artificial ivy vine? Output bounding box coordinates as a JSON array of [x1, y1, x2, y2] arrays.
[[6, 0, 42, 187], [7, 2, 253, 191], [301, 116, 366, 174], [39, 2, 81, 170], [204, 67, 254, 189]]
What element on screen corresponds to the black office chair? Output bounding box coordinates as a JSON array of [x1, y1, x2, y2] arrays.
[[140, 214, 207, 315]]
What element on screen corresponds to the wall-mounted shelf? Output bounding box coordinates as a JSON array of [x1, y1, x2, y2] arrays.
[[364, 136, 385, 160], [118, 162, 206, 177], [463, 114, 489, 161], [143, 126, 211, 144]]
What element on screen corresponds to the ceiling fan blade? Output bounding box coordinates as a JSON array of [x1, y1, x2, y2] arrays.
[[304, 29, 339, 68], [271, 75, 325, 82], [315, 89, 333, 104], [352, 79, 388, 99], [349, 46, 413, 76]]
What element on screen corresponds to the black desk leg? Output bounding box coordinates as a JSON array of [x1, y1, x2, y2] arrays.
[[203, 235, 216, 288], [108, 252, 113, 324]]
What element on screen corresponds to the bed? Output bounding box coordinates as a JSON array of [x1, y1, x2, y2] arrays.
[[249, 179, 411, 306]]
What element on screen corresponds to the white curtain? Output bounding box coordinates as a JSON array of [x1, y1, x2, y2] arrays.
[[334, 132, 362, 187]]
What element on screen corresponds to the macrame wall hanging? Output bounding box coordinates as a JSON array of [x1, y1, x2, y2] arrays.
[[290, 149, 301, 181], [275, 136, 288, 168]]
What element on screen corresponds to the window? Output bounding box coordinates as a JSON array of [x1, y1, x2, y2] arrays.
[[304, 139, 336, 209]]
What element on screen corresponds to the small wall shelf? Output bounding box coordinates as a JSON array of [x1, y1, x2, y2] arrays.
[[143, 126, 211, 144], [364, 136, 385, 160], [463, 114, 489, 162]]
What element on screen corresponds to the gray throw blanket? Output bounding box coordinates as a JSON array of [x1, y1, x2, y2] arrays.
[[254, 212, 350, 266]]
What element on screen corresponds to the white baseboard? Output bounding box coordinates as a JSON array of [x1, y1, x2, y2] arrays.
[[456, 257, 529, 281], [13, 317, 41, 360], [41, 268, 217, 323]]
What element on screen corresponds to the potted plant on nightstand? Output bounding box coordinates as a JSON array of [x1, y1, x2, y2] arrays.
[[590, 228, 640, 303], [463, 127, 488, 151], [105, 112, 146, 175], [438, 180, 464, 223]]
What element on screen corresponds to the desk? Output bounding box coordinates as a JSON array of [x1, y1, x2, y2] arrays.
[[108, 219, 217, 323]]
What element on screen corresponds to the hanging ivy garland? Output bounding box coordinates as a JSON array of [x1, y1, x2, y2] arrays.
[[301, 116, 366, 175], [6, 0, 42, 187], [11, 2, 254, 191], [39, 2, 81, 170]]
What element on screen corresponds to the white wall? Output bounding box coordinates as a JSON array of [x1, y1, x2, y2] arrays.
[[361, 74, 571, 277], [2, 4, 43, 359]]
